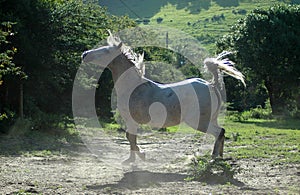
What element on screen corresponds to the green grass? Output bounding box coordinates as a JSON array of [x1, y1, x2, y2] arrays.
[[148, 0, 288, 53], [100, 116, 299, 165], [224, 119, 300, 164], [166, 118, 300, 164], [184, 117, 299, 183], [100, 0, 294, 53]]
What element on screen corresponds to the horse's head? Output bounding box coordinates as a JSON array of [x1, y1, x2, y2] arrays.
[[81, 32, 123, 66]]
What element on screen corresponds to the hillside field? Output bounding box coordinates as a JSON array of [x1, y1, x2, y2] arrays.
[[99, 0, 299, 52]]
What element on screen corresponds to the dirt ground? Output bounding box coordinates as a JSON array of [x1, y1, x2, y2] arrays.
[[0, 131, 299, 194]]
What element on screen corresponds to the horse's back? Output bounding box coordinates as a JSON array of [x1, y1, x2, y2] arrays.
[[158, 78, 209, 88]]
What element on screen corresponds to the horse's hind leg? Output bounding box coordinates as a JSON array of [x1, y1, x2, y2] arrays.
[[123, 132, 145, 164], [219, 128, 225, 157], [212, 128, 225, 158]]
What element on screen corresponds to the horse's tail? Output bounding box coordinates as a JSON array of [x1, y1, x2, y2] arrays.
[[204, 51, 246, 87]]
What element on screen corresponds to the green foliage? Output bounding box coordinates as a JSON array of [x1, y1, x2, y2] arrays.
[[145, 61, 185, 83], [100, 0, 298, 113], [106, 0, 287, 53], [241, 107, 272, 120], [112, 109, 126, 130], [139, 46, 202, 83], [0, 22, 27, 133], [0, 22, 25, 84], [217, 4, 300, 115], [95, 68, 115, 120], [0, 0, 136, 131], [224, 119, 300, 163], [227, 100, 273, 121], [186, 154, 241, 184], [224, 74, 269, 112], [0, 108, 16, 134], [30, 112, 68, 132]]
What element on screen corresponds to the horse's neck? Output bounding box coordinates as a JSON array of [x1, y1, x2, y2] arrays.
[[108, 55, 129, 82], [109, 54, 144, 95], [108, 55, 137, 82]]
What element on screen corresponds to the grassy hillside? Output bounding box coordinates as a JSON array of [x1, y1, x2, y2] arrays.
[[99, 0, 298, 53]]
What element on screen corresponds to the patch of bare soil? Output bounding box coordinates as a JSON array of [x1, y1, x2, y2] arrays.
[[0, 132, 299, 194]]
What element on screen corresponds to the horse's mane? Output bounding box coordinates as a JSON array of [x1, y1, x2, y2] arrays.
[[107, 31, 145, 77]]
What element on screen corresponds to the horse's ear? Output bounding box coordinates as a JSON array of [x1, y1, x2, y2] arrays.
[[141, 52, 144, 58], [107, 29, 113, 37], [107, 30, 114, 45]]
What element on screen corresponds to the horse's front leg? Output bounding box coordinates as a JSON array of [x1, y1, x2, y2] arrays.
[[122, 132, 145, 164], [212, 128, 225, 158]]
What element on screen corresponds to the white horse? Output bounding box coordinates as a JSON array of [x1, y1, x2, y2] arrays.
[[82, 32, 245, 164]]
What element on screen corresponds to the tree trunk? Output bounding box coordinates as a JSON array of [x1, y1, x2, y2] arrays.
[[19, 82, 24, 118], [265, 79, 284, 115], [5, 85, 9, 106]]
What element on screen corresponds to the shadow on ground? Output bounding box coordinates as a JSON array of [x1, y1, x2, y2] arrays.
[[88, 171, 187, 190], [196, 172, 245, 186], [0, 130, 84, 156], [87, 170, 244, 191]]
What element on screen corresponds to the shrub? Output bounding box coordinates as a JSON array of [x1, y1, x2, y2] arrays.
[[30, 111, 72, 134], [0, 109, 17, 134], [186, 154, 241, 184], [156, 17, 163, 23], [8, 118, 33, 136], [226, 100, 273, 121]]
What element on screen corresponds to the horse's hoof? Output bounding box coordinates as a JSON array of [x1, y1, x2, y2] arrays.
[[122, 157, 135, 165], [211, 156, 223, 162], [137, 152, 146, 161], [211, 154, 223, 160], [211, 154, 218, 159]]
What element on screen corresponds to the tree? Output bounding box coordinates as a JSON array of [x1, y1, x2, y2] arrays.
[[0, 0, 136, 130], [217, 4, 300, 115], [0, 22, 27, 131], [47, 0, 135, 115]]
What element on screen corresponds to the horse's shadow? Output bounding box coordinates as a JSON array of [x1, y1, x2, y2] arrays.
[[87, 170, 244, 191], [87, 170, 186, 190]]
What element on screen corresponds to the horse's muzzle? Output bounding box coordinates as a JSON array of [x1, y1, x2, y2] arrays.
[[81, 51, 88, 61]]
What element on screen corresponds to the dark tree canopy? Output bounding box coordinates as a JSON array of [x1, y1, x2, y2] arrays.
[[0, 0, 135, 132], [217, 4, 300, 115]]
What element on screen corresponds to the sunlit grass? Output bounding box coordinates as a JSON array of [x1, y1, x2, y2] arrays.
[[100, 118, 300, 164], [146, 0, 287, 53], [224, 119, 300, 163]]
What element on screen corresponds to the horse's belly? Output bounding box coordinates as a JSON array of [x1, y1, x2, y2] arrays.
[[129, 100, 181, 128], [128, 88, 181, 128]]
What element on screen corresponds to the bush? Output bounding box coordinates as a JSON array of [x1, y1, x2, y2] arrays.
[[112, 109, 126, 130], [0, 109, 17, 134], [8, 118, 33, 136], [30, 111, 72, 134], [242, 106, 273, 120], [186, 154, 241, 184], [226, 100, 273, 121]]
